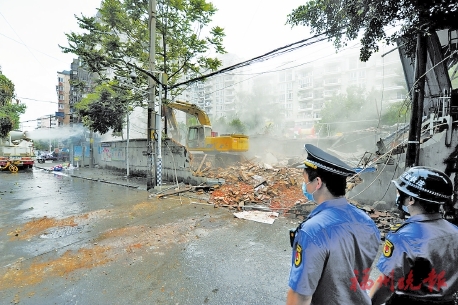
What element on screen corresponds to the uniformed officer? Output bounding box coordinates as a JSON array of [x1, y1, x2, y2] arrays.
[[286, 144, 380, 305], [369, 166, 458, 305]]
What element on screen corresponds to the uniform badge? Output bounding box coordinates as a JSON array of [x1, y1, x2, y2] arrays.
[[294, 244, 302, 267], [383, 239, 394, 257]]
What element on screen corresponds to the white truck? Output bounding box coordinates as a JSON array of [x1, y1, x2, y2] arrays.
[[0, 130, 35, 172]]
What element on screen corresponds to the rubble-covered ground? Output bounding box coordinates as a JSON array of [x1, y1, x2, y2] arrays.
[[160, 157, 402, 240]]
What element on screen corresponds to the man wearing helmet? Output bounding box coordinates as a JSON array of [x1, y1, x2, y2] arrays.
[[370, 166, 458, 305], [287, 144, 380, 305]]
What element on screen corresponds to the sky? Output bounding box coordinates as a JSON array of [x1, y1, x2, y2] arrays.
[[0, 0, 334, 131]]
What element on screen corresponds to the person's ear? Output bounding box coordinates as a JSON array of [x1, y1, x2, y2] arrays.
[[315, 177, 322, 189]]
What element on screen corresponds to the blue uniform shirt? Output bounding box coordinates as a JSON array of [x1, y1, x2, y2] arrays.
[[289, 197, 380, 305], [377, 213, 458, 300]]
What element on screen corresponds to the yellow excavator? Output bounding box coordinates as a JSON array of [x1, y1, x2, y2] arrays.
[[164, 100, 249, 153]]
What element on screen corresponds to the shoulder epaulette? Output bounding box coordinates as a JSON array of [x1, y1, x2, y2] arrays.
[[389, 222, 404, 232]]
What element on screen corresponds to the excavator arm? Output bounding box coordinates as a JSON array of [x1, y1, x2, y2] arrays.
[[166, 101, 211, 126], [163, 105, 180, 140]]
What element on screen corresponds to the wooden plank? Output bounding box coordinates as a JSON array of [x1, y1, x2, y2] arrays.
[[156, 185, 193, 198], [195, 154, 207, 173]]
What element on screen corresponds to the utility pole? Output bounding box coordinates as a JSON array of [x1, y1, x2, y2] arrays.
[[147, 0, 157, 190], [406, 33, 427, 168], [89, 130, 93, 168], [157, 73, 162, 186], [126, 110, 130, 177]]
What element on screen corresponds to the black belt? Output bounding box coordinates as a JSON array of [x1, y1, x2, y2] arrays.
[[386, 293, 455, 305]]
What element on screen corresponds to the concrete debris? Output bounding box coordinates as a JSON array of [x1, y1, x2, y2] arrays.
[[161, 159, 401, 236], [233, 211, 279, 224]]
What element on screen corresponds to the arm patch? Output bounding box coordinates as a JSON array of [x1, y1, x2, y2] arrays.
[[383, 239, 394, 257]]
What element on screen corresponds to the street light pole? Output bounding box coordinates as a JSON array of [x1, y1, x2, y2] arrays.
[[147, 0, 157, 190]]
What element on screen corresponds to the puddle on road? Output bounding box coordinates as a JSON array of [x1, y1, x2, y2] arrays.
[[40, 225, 84, 239], [1, 217, 200, 290], [7, 210, 110, 241]]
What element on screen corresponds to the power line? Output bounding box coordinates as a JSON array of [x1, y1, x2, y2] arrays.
[[0, 13, 45, 69], [18, 97, 58, 104], [169, 31, 335, 89]]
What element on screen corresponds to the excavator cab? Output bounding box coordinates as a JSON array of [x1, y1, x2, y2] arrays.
[[187, 125, 212, 149]]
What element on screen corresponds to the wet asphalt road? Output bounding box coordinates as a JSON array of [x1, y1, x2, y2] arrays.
[[0, 168, 294, 305]]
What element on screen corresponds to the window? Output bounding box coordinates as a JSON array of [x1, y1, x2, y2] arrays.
[[325, 78, 339, 85], [397, 92, 407, 100], [286, 92, 292, 100], [302, 91, 313, 99], [188, 128, 198, 141], [279, 71, 293, 82], [59, 95, 64, 100], [58, 104, 65, 110]]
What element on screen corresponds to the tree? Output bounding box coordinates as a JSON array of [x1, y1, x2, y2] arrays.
[[319, 86, 380, 134], [380, 101, 411, 126], [227, 118, 246, 134], [75, 83, 129, 134], [61, 0, 226, 133], [287, 0, 458, 62], [0, 74, 26, 138]]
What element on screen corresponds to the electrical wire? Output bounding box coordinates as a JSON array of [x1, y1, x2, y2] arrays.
[[169, 32, 334, 89]]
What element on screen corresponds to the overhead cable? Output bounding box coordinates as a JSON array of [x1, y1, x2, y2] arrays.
[[169, 31, 335, 90]]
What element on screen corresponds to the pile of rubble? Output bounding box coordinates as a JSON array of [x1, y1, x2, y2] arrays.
[[204, 161, 306, 212], [161, 158, 401, 236]]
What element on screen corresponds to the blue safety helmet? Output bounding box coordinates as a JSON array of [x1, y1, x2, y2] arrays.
[[392, 166, 453, 204]]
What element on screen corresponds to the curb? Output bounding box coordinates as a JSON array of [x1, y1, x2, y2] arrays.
[[34, 166, 140, 189]]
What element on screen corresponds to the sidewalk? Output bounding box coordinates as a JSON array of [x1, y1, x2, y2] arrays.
[[34, 162, 149, 190]]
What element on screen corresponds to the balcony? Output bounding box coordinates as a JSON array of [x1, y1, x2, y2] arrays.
[[298, 91, 313, 101], [323, 79, 341, 87], [323, 90, 338, 97], [298, 83, 313, 91], [323, 67, 341, 75], [298, 103, 313, 111]]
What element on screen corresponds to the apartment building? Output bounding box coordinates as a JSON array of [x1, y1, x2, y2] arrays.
[[69, 58, 94, 125], [180, 46, 406, 135], [36, 115, 58, 129], [53, 58, 94, 127], [56, 70, 71, 125]]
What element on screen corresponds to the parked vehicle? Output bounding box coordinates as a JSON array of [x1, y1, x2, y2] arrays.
[[0, 130, 35, 172]]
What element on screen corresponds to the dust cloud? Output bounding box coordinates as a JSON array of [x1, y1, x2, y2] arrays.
[[25, 125, 86, 142]]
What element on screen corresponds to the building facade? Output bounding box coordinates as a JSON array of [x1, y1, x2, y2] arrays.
[[56, 70, 71, 126], [69, 58, 94, 125], [178, 46, 406, 136]]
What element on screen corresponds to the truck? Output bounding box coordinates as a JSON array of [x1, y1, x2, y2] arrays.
[[165, 101, 249, 153], [0, 130, 35, 172]]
